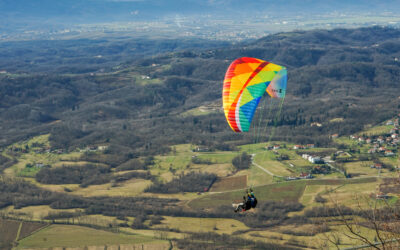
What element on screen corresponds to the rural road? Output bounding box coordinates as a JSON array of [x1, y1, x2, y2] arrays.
[[323, 156, 347, 176], [251, 154, 284, 178]]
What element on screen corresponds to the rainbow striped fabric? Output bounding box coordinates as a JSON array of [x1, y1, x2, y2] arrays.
[[222, 57, 287, 132]]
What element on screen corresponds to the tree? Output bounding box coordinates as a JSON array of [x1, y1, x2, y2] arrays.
[[320, 194, 400, 249], [232, 152, 252, 170]]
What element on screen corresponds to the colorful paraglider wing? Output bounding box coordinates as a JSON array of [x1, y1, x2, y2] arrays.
[[267, 68, 287, 98], [222, 57, 287, 132]]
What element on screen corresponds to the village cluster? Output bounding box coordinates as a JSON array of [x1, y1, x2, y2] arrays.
[[349, 117, 399, 156]]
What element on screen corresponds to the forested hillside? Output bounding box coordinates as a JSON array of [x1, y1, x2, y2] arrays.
[[0, 26, 400, 157], [1, 26, 400, 249]]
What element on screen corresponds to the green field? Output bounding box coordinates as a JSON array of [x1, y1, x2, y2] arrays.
[[0, 122, 399, 249], [359, 125, 393, 136], [153, 216, 249, 234], [307, 177, 377, 186], [189, 180, 307, 209], [253, 151, 293, 176], [0, 218, 47, 249], [196, 151, 237, 164], [17, 225, 162, 249], [189, 176, 379, 210], [247, 163, 274, 186], [2, 134, 87, 178], [300, 184, 334, 207]]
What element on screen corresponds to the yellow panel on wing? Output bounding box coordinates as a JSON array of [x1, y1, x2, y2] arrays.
[[256, 70, 276, 82], [239, 88, 254, 106], [228, 89, 241, 105], [247, 74, 265, 87], [264, 63, 283, 72], [230, 73, 251, 90]]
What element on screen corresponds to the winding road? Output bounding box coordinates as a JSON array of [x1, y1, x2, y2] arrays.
[[251, 154, 284, 178]]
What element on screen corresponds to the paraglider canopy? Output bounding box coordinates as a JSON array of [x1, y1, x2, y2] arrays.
[[222, 57, 287, 132]]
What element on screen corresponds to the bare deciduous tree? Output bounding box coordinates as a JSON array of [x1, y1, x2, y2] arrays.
[[320, 193, 400, 249]]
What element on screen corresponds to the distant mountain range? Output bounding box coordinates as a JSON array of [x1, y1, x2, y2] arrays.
[[1, 0, 400, 25]]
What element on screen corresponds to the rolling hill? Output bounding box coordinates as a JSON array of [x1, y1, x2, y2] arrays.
[[1, 26, 399, 154], [1, 26, 400, 249]]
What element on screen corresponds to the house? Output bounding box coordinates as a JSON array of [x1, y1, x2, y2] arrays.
[[286, 176, 299, 181], [51, 149, 64, 154], [365, 138, 372, 144], [299, 172, 313, 179], [378, 146, 386, 152], [307, 155, 324, 164], [368, 148, 377, 154], [194, 147, 210, 152], [358, 137, 365, 142], [371, 163, 382, 169], [98, 145, 108, 151], [273, 145, 280, 150], [299, 172, 308, 178], [311, 156, 324, 164], [302, 154, 309, 159], [331, 134, 339, 139], [377, 136, 384, 144], [392, 134, 398, 139], [311, 122, 322, 127], [376, 192, 389, 199], [385, 150, 395, 156], [35, 163, 44, 168], [307, 144, 315, 148], [386, 120, 394, 125], [293, 145, 303, 150]]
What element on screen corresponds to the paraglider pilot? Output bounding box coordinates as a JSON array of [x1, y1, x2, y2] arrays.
[[233, 188, 257, 212]]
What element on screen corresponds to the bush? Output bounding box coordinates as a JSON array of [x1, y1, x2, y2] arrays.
[[232, 152, 252, 170], [145, 172, 216, 193], [115, 159, 147, 171], [131, 214, 148, 229], [315, 194, 327, 203], [36, 164, 111, 186]]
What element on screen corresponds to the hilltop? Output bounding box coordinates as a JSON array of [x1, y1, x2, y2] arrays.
[[1, 26, 400, 153]]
